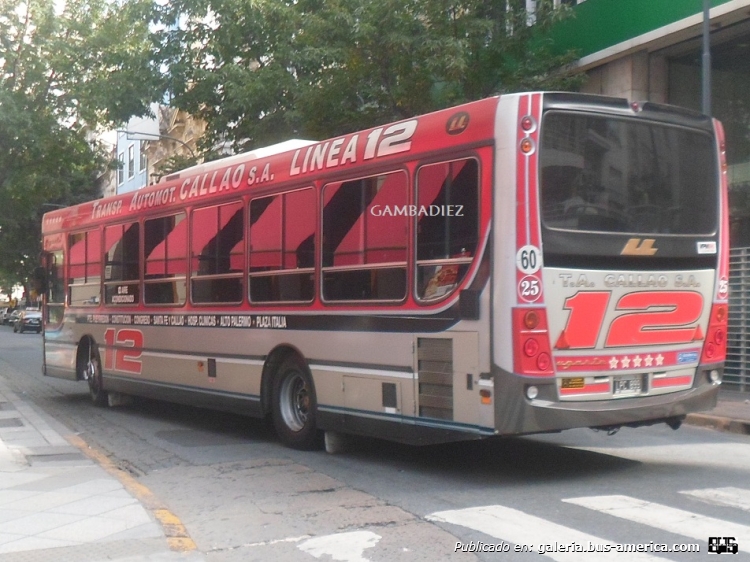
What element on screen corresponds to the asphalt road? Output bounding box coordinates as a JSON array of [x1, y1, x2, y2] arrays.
[[1, 325, 749, 561]]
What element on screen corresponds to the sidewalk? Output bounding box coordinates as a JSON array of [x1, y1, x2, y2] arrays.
[[0, 376, 206, 562], [685, 386, 750, 435]]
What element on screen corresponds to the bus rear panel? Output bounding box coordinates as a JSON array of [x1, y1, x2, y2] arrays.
[[491, 93, 726, 436]]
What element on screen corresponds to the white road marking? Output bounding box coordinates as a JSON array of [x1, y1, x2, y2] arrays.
[[426, 505, 668, 561], [298, 530, 381, 562], [564, 495, 750, 541], [570, 442, 750, 473], [680, 487, 750, 512]]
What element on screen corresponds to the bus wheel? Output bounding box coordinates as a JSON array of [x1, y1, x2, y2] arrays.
[[272, 357, 321, 450], [82, 342, 107, 407]]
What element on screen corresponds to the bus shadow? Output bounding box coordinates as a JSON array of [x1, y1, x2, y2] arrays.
[[320, 434, 642, 485], [48, 392, 699, 486]]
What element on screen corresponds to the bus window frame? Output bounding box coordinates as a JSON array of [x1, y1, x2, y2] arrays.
[[102, 220, 141, 307], [67, 228, 102, 308], [413, 155, 482, 305], [189, 199, 245, 306], [320, 169, 410, 305], [44, 248, 66, 329], [143, 211, 188, 307], [248, 186, 317, 305]]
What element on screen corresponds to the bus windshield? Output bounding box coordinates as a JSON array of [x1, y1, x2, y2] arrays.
[[539, 112, 717, 235]]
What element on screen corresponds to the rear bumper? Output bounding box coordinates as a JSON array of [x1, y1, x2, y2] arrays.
[[493, 364, 721, 435]]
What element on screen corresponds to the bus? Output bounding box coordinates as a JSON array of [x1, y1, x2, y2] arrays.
[[39, 92, 729, 449]]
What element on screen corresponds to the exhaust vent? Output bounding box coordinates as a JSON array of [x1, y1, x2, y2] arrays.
[[418, 338, 453, 420]]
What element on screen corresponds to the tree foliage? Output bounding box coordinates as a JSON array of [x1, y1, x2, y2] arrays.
[[156, 0, 582, 152], [0, 0, 158, 291]]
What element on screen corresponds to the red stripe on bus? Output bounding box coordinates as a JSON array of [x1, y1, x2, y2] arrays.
[[652, 375, 693, 388]]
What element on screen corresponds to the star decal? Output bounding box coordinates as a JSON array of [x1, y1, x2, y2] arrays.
[[609, 356, 619, 369], [644, 355, 653, 367], [632, 356, 642, 368], [620, 356, 631, 369], [655, 354, 664, 366]]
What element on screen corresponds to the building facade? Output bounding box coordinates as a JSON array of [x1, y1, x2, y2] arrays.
[[554, 0, 750, 390], [114, 130, 149, 194]]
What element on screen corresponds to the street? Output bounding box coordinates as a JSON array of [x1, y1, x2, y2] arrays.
[[1, 326, 749, 561]]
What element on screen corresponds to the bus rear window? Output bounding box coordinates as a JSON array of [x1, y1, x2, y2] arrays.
[[540, 112, 717, 235]]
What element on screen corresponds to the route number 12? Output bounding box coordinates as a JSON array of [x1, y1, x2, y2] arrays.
[[103, 328, 143, 374], [559, 291, 704, 349]]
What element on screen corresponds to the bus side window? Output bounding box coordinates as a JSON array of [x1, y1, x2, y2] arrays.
[[46, 249, 65, 326], [68, 229, 101, 307], [104, 222, 140, 306], [249, 187, 316, 303], [416, 158, 479, 301], [191, 201, 244, 304], [322, 172, 408, 302], [144, 213, 187, 305]]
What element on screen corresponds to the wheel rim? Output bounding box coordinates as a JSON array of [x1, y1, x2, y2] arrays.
[[85, 353, 100, 395], [279, 372, 310, 432]]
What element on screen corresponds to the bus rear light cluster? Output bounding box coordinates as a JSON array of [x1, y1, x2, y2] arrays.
[[513, 308, 554, 377], [700, 303, 728, 363], [520, 115, 536, 132]]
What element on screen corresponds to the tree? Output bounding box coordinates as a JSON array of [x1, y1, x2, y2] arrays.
[[0, 0, 159, 291], [156, 0, 582, 152]]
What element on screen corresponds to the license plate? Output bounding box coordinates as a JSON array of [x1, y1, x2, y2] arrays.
[[613, 375, 641, 396]]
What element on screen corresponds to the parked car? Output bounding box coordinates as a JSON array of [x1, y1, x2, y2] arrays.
[[7, 309, 21, 327], [13, 309, 42, 333], [0, 307, 8, 324]]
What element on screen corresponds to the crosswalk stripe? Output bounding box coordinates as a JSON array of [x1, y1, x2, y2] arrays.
[[427, 505, 669, 561], [563, 495, 750, 542], [298, 531, 381, 562], [680, 487, 750, 512]]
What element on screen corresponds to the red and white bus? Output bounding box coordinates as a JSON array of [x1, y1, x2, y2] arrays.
[[40, 92, 728, 449]]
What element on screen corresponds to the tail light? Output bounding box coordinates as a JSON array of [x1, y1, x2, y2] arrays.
[[513, 308, 554, 376], [700, 303, 728, 363]]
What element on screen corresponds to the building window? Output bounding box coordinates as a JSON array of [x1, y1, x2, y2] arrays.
[[118, 152, 125, 185], [128, 145, 135, 179], [322, 171, 408, 301], [140, 142, 147, 172]]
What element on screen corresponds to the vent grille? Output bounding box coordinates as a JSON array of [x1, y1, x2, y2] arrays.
[[418, 338, 453, 420]]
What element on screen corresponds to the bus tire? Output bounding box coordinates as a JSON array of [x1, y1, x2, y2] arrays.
[[82, 341, 107, 407], [271, 357, 321, 450]]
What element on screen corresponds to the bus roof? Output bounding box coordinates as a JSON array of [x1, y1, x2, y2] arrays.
[[42, 95, 503, 235]]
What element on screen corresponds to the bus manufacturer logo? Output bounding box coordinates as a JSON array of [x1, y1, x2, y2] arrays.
[[621, 238, 657, 256], [446, 112, 470, 135]]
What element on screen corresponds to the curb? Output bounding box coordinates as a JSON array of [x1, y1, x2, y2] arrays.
[[685, 413, 750, 435], [66, 434, 198, 553]]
